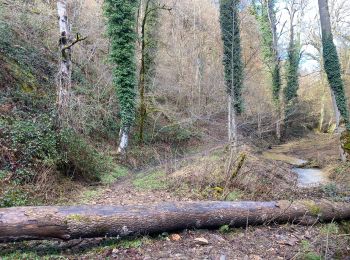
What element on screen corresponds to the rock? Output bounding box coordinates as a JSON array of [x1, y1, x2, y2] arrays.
[[220, 255, 227, 260], [194, 237, 209, 245], [112, 248, 119, 256], [267, 248, 275, 253], [277, 237, 298, 246], [249, 255, 262, 260], [305, 231, 311, 239], [210, 234, 225, 242], [170, 233, 181, 241]]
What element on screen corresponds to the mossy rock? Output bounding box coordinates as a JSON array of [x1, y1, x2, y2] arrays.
[[340, 130, 350, 152]]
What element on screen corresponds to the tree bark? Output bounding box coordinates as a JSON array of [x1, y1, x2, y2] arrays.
[[137, 0, 150, 143], [1, 200, 350, 242], [318, 0, 348, 161], [318, 0, 332, 38], [57, 0, 72, 127], [229, 2, 238, 151], [228, 95, 237, 151], [267, 0, 282, 141], [117, 126, 129, 154], [330, 91, 341, 132]]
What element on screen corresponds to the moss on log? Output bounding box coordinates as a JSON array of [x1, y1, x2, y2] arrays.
[[0, 200, 350, 242]]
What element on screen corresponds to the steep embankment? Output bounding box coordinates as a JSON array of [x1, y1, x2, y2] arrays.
[[0, 1, 119, 207]]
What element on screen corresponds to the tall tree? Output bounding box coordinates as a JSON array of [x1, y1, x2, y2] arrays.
[[104, 0, 138, 153], [137, 0, 169, 143], [283, 0, 305, 125], [57, 0, 71, 127], [56, 0, 85, 128], [318, 0, 350, 160], [252, 0, 282, 140], [219, 0, 244, 150]]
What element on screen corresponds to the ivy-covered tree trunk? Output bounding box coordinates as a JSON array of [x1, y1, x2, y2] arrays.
[[104, 0, 138, 153], [253, 0, 282, 140], [283, 1, 301, 129], [219, 0, 244, 151], [267, 0, 282, 140], [318, 0, 350, 161], [57, 0, 72, 127]]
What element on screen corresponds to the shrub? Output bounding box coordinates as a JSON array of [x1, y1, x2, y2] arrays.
[[58, 129, 111, 181], [154, 124, 199, 144], [0, 188, 29, 208], [5, 116, 58, 165]]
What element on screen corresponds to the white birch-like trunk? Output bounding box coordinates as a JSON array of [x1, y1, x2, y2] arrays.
[[117, 127, 129, 154], [228, 95, 237, 152], [276, 117, 281, 140], [57, 0, 72, 126]]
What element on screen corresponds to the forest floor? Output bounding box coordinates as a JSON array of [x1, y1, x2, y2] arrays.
[[1, 133, 350, 259]]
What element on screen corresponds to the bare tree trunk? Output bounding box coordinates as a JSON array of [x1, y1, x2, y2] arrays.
[[318, 0, 332, 38], [228, 95, 232, 140], [118, 126, 129, 154], [1, 200, 349, 242], [276, 109, 281, 140], [257, 112, 262, 138], [318, 74, 326, 132], [330, 91, 341, 132], [228, 95, 237, 152], [267, 0, 282, 141], [137, 0, 150, 143], [57, 0, 72, 127], [228, 3, 238, 152], [319, 95, 326, 132]]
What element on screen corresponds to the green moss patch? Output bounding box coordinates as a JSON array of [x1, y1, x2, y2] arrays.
[[133, 171, 167, 190]]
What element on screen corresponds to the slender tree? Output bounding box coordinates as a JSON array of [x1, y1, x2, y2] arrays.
[[318, 0, 350, 160], [104, 0, 138, 153], [57, 0, 71, 127], [219, 0, 244, 150], [283, 0, 305, 125], [137, 0, 166, 143], [252, 0, 282, 140], [56, 0, 86, 128]]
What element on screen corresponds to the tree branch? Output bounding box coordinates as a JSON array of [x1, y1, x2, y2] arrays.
[[62, 33, 87, 52]]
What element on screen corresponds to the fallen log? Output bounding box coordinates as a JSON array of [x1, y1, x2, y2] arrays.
[[0, 199, 350, 242]]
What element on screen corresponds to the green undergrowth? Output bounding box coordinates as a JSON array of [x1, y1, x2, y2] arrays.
[[0, 237, 149, 259], [78, 189, 104, 204], [299, 240, 322, 260], [0, 188, 30, 208], [133, 171, 168, 190], [89, 237, 147, 254], [100, 164, 129, 185]]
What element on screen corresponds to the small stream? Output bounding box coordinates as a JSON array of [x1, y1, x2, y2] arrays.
[[263, 151, 329, 187], [292, 168, 328, 187]]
